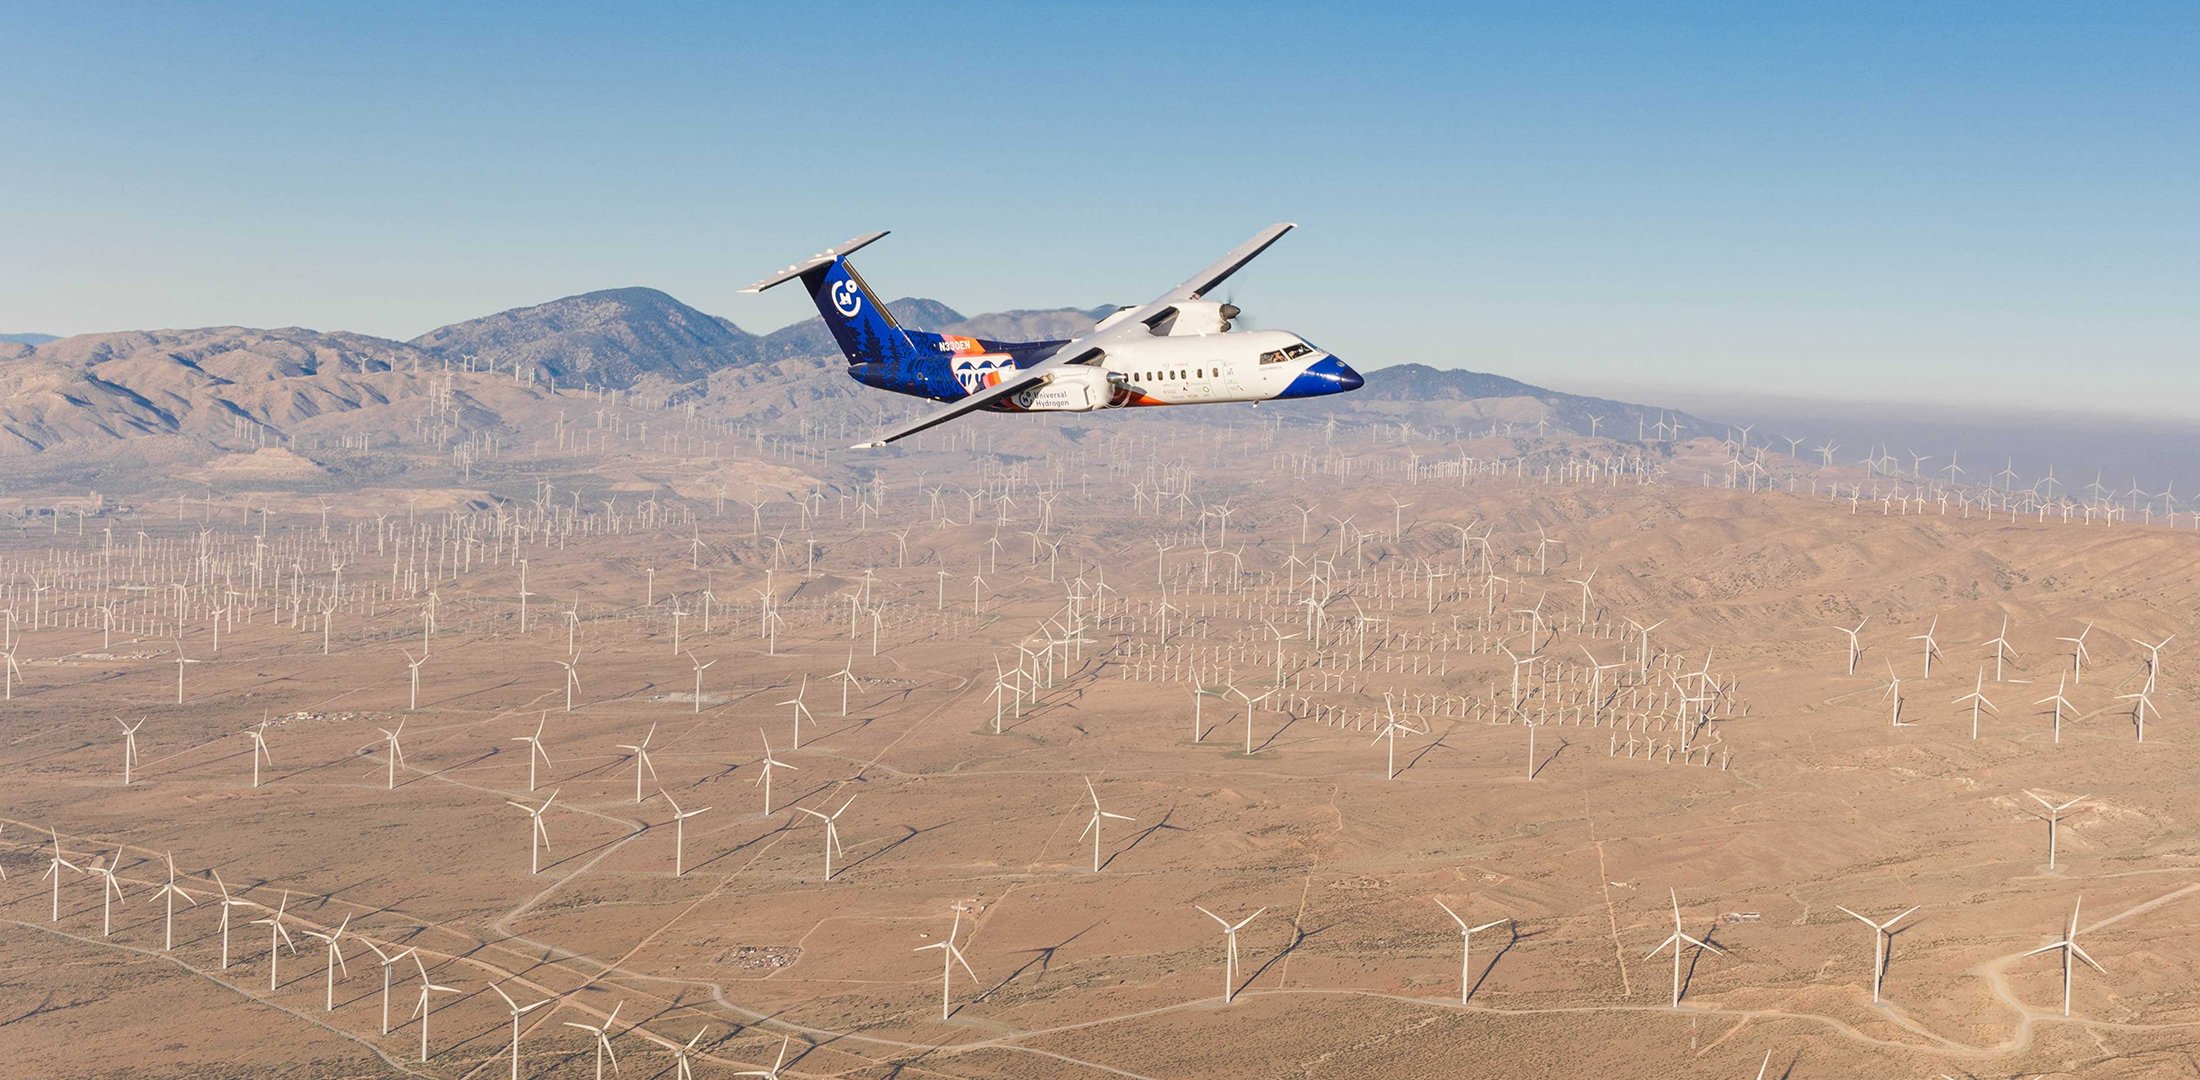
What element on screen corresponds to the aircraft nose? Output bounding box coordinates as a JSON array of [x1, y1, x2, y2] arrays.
[[1277, 355, 1365, 399], [1333, 357, 1364, 391]]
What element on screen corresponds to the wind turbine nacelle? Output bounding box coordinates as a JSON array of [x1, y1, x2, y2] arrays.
[[1013, 367, 1112, 412]]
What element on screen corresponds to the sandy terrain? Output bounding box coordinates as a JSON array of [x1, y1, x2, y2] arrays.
[[0, 411, 2194, 1079]]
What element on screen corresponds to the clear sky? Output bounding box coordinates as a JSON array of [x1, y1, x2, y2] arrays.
[[3, 3, 2194, 417]]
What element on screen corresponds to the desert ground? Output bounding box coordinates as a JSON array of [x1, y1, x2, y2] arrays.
[[1, 403, 2196, 1079]]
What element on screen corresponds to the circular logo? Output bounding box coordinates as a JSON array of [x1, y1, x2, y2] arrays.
[[829, 280, 864, 318]]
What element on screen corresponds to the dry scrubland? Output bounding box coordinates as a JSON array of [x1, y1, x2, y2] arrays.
[[0, 411, 2196, 1079]]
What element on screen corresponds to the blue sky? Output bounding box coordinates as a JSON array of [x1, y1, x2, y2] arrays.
[[2, 3, 2194, 416]]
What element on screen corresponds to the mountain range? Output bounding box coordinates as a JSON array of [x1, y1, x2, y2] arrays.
[[0, 288, 1711, 459]]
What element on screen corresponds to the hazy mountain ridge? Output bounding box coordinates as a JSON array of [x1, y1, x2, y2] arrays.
[[0, 292, 1705, 460]]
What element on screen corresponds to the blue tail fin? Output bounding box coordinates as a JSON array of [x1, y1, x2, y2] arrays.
[[741, 232, 921, 365]]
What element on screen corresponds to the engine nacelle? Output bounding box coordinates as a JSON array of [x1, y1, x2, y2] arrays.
[[1013, 366, 1112, 412], [1147, 300, 1238, 336]]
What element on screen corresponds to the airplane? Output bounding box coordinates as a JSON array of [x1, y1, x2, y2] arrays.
[[742, 224, 1363, 448]]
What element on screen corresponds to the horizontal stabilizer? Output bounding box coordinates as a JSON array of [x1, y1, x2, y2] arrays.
[[741, 232, 891, 293]]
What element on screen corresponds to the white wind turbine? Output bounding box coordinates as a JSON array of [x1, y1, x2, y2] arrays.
[[1833, 617, 1868, 675], [554, 654, 581, 712], [1077, 777, 1134, 873], [244, 721, 274, 788], [1984, 616, 2019, 681], [1643, 888, 1722, 1007], [152, 851, 198, 950], [2026, 790, 2088, 870], [561, 1000, 623, 1080], [734, 1035, 793, 1079], [795, 795, 856, 882], [410, 969, 461, 1062], [2035, 673, 2077, 744], [89, 847, 127, 937], [2118, 687, 2159, 743], [1433, 898, 1509, 1004], [833, 651, 862, 717], [754, 730, 796, 816], [361, 940, 418, 1034], [913, 905, 980, 1020], [1910, 615, 1942, 678], [377, 720, 406, 789], [1195, 905, 1264, 1004], [687, 650, 716, 714], [1232, 683, 1279, 754], [507, 789, 557, 875], [513, 714, 553, 791], [779, 676, 815, 749], [2056, 623, 2094, 685], [1954, 669, 1998, 739], [42, 827, 83, 922], [2021, 896, 2105, 1016], [615, 724, 659, 804], [488, 982, 553, 1080], [1835, 904, 1917, 1004], [253, 890, 299, 991], [213, 868, 252, 969], [660, 788, 711, 877], [118, 717, 145, 785], [1371, 700, 1426, 781], [401, 649, 426, 710], [300, 913, 353, 1011], [667, 1025, 710, 1080]]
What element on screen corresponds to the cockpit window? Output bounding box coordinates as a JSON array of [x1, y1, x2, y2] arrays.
[[1259, 343, 1316, 365]]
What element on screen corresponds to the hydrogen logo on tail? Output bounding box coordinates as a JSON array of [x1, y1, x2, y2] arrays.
[[830, 280, 864, 318]]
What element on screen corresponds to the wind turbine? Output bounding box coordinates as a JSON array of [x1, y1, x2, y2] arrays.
[[779, 676, 815, 749], [687, 650, 716, 713], [361, 940, 417, 1034], [2035, 674, 2076, 744], [512, 714, 553, 791], [1833, 617, 1868, 675], [488, 982, 553, 1080], [1371, 701, 1426, 781], [833, 651, 862, 717], [89, 848, 127, 937], [668, 1025, 710, 1080], [1954, 669, 1998, 739], [1195, 905, 1264, 1004], [615, 724, 659, 804], [410, 971, 462, 1062], [300, 914, 353, 1011], [562, 1001, 624, 1080], [1232, 683, 1279, 754], [795, 795, 856, 882], [1910, 615, 1942, 678], [1643, 888, 1723, 1007], [2021, 897, 2105, 1016], [213, 868, 252, 969], [377, 720, 406, 789], [1077, 777, 1134, 872], [244, 721, 274, 788], [554, 654, 581, 712], [152, 852, 198, 950], [660, 788, 711, 877], [2056, 623, 2094, 685], [754, 730, 796, 815], [1433, 899, 1509, 1004], [2026, 790, 2088, 870], [118, 717, 145, 785], [253, 890, 299, 991], [1983, 616, 2018, 681], [42, 827, 83, 922], [507, 789, 557, 875], [1835, 904, 1917, 1004], [913, 905, 980, 1020], [735, 1035, 793, 1079]]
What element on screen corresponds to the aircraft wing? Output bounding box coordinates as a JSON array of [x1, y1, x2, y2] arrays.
[[1156, 222, 1296, 303], [850, 346, 1103, 449]]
